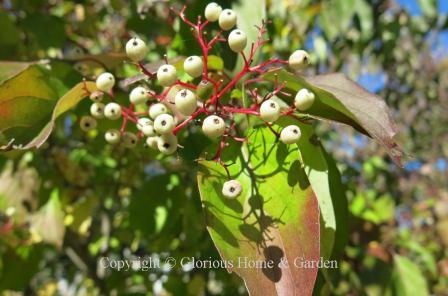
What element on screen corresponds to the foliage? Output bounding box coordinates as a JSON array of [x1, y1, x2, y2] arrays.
[[0, 0, 447, 295]]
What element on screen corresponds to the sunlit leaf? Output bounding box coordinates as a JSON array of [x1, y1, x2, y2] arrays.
[[296, 123, 348, 261], [198, 119, 320, 296], [232, 0, 266, 73]]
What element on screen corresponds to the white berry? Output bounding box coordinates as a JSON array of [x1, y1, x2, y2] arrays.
[[89, 91, 103, 102], [122, 132, 138, 148], [259, 99, 280, 122], [157, 64, 177, 87], [104, 102, 122, 120], [184, 56, 204, 78], [146, 136, 159, 149], [142, 124, 156, 137], [228, 29, 247, 53], [137, 118, 153, 130], [175, 89, 197, 116], [202, 115, 226, 138], [90, 102, 105, 119], [157, 134, 178, 155], [294, 88, 315, 110], [280, 125, 302, 144], [154, 114, 175, 134], [129, 86, 148, 105], [219, 9, 237, 31], [149, 103, 169, 119], [80, 116, 97, 132], [289, 50, 310, 70], [96, 72, 115, 92], [125, 37, 148, 62], [105, 129, 121, 144], [222, 180, 242, 198], [204, 2, 222, 22]]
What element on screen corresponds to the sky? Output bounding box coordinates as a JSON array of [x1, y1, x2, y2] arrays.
[[397, 0, 448, 15], [348, 0, 447, 171]]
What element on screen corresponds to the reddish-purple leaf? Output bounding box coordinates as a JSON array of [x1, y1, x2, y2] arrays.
[[264, 70, 403, 166]]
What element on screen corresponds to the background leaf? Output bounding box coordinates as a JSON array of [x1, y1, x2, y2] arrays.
[[29, 189, 65, 248], [393, 254, 429, 296], [232, 0, 266, 73]]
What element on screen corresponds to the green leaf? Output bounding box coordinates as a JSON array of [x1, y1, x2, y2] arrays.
[[21, 14, 66, 49], [393, 254, 429, 296], [0, 12, 20, 45], [232, 0, 266, 73], [396, 241, 437, 278], [264, 70, 403, 166], [304, 131, 348, 259], [355, 0, 374, 40], [0, 246, 44, 290], [320, 0, 356, 40], [296, 122, 348, 294], [197, 120, 320, 296], [207, 55, 224, 71], [417, 0, 437, 18]]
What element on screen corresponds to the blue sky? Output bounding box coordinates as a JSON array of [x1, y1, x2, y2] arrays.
[[397, 0, 448, 15]]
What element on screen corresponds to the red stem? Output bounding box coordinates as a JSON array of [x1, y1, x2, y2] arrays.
[[176, 80, 197, 90], [172, 107, 206, 135], [138, 62, 156, 79], [222, 106, 260, 116]]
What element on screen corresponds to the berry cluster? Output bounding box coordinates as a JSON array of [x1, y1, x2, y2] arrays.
[[79, 3, 315, 198]]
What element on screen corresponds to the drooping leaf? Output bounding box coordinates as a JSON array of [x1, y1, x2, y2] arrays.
[[1, 80, 96, 151], [66, 52, 127, 69], [264, 70, 403, 166], [393, 254, 429, 296], [0, 61, 35, 84], [197, 120, 320, 296], [0, 62, 77, 149], [22, 81, 96, 149], [0, 63, 62, 102]]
